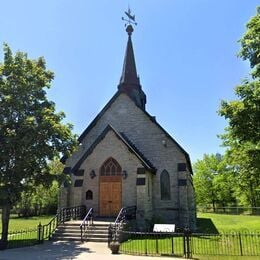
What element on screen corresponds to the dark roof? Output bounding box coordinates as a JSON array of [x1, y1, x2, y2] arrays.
[[77, 91, 193, 174], [72, 124, 156, 173]]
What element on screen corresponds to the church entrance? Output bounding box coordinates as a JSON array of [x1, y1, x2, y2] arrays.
[[99, 158, 122, 217]]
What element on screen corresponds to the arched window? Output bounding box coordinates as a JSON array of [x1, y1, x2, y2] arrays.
[[86, 190, 93, 200], [160, 170, 171, 200], [100, 158, 122, 176]]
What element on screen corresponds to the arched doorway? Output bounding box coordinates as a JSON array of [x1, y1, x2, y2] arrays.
[[99, 158, 122, 216]]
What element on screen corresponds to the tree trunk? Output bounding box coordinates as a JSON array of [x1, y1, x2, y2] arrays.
[[0, 204, 11, 250]]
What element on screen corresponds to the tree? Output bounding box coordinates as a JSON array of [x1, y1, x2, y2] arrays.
[[219, 7, 260, 208], [15, 159, 68, 217], [193, 154, 235, 211], [238, 6, 260, 79], [0, 44, 77, 249]]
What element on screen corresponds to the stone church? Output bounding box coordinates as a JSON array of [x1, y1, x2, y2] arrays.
[[60, 24, 196, 230]]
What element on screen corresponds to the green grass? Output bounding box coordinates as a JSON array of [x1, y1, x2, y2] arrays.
[[196, 257, 260, 260], [0, 214, 54, 248], [120, 232, 260, 258], [120, 213, 260, 258], [0, 214, 54, 232], [197, 213, 260, 232]]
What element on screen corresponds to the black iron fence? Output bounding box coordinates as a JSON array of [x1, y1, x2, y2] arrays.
[[197, 206, 260, 215], [7, 228, 38, 249], [5, 205, 86, 249], [118, 230, 260, 258]]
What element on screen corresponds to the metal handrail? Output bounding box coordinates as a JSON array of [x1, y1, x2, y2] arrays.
[[109, 206, 137, 246], [41, 205, 86, 241], [80, 208, 93, 241], [115, 207, 125, 225]]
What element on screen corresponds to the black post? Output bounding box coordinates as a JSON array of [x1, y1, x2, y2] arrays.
[[171, 236, 174, 255], [238, 232, 243, 256], [156, 236, 159, 254], [80, 225, 83, 242], [183, 228, 192, 259], [145, 234, 147, 255], [183, 231, 186, 258], [37, 222, 42, 243]]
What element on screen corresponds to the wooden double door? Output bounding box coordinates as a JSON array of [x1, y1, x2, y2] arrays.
[[99, 176, 122, 216]]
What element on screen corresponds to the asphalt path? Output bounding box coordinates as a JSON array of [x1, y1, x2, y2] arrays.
[[0, 241, 185, 260]]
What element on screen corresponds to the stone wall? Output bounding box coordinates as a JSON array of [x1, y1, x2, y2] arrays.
[[62, 93, 196, 229]]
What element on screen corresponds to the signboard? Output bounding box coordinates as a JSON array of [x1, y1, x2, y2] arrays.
[[153, 224, 175, 233]]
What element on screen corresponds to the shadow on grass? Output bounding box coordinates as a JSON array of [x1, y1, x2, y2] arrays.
[[196, 218, 219, 234]]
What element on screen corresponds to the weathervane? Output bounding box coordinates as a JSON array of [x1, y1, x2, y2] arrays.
[[122, 7, 137, 26]]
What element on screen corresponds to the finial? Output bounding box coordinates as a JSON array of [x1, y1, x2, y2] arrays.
[[122, 7, 137, 28]]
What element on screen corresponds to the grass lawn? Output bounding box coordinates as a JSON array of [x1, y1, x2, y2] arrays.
[[0, 214, 54, 232], [120, 213, 260, 258], [0, 214, 54, 249], [197, 212, 260, 233]]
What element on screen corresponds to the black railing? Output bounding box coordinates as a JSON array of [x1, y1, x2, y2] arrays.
[[5, 205, 86, 250], [108, 206, 136, 247], [40, 205, 86, 241], [192, 231, 260, 256], [115, 206, 136, 225], [7, 228, 39, 249], [197, 206, 260, 215], [119, 230, 260, 258], [80, 208, 93, 241]]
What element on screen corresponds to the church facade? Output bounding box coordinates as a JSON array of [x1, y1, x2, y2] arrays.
[[59, 24, 196, 230]]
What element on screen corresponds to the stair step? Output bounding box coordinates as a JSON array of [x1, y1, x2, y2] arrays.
[[86, 227, 108, 232], [85, 234, 108, 238], [85, 237, 108, 242], [55, 231, 80, 234], [87, 230, 108, 234], [52, 220, 112, 243], [52, 237, 81, 241], [53, 234, 81, 238]]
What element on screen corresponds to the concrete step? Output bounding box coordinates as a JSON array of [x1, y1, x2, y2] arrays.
[[55, 230, 80, 234], [52, 236, 81, 241], [53, 233, 81, 237], [85, 237, 108, 242], [87, 230, 108, 234], [52, 220, 112, 242], [86, 233, 108, 238]]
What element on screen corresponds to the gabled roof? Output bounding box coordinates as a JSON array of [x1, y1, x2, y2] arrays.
[[77, 92, 193, 174], [72, 124, 156, 173]]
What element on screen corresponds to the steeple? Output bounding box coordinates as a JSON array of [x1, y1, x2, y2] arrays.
[[118, 19, 146, 110], [119, 25, 140, 85]]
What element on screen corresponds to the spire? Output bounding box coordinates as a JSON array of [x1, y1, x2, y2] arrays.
[[119, 25, 140, 85], [118, 10, 147, 110]]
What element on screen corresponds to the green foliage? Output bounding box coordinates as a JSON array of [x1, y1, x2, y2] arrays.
[[0, 43, 77, 246], [238, 6, 260, 79], [218, 7, 260, 207], [16, 182, 59, 217], [219, 80, 260, 145], [0, 43, 77, 206], [193, 154, 236, 209]]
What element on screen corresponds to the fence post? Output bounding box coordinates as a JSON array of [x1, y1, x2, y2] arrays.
[[183, 231, 186, 258], [238, 232, 243, 256], [156, 235, 158, 254], [37, 222, 42, 243], [183, 228, 192, 259], [171, 236, 174, 255]]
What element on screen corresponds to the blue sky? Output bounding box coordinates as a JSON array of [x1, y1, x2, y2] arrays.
[[0, 1, 258, 162]]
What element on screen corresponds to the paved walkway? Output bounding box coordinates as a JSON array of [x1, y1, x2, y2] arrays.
[[0, 241, 185, 260]]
